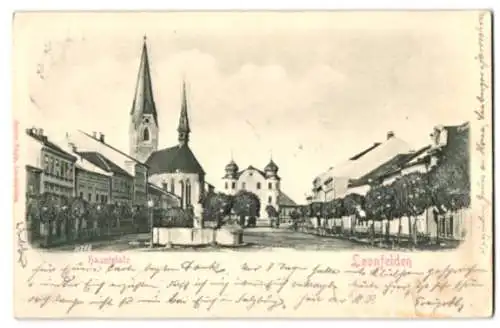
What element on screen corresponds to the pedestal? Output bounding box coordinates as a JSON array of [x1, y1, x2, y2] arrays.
[[193, 203, 204, 228]]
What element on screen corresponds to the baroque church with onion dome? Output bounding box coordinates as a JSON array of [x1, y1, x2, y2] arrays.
[[222, 157, 288, 222], [128, 36, 206, 218]]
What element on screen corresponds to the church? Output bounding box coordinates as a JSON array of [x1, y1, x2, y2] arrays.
[[222, 158, 282, 222], [128, 37, 206, 216]]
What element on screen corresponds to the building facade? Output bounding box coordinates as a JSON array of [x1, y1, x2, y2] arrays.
[[26, 127, 77, 200], [75, 167, 112, 204], [221, 160, 281, 219], [340, 123, 470, 240], [311, 132, 412, 203]]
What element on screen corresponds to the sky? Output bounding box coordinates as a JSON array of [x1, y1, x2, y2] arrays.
[[14, 12, 479, 204]]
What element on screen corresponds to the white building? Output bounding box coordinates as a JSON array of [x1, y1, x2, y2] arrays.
[[340, 123, 469, 241], [222, 160, 281, 220], [311, 131, 413, 202]]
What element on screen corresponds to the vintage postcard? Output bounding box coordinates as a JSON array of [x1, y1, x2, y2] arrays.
[[12, 11, 493, 318]]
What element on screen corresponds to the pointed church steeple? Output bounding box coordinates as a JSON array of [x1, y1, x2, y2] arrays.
[[177, 80, 191, 146], [130, 35, 158, 127], [129, 35, 159, 162]]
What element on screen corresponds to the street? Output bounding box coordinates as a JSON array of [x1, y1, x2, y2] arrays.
[[49, 227, 371, 252]]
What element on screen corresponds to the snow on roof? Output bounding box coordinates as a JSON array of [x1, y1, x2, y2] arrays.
[[314, 135, 413, 186], [66, 130, 138, 176]]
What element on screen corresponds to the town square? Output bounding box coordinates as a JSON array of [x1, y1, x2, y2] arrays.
[[23, 27, 470, 253]]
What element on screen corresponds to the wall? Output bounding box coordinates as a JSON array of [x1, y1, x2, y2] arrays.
[[133, 163, 148, 206], [152, 227, 242, 246], [149, 172, 201, 209], [76, 168, 111, 204], [26, 167, 42, 197], [111, 173, 133, 204], [345, 183, 370, 197], [40, 148, 75, 198], [224, 168, 280, 218]]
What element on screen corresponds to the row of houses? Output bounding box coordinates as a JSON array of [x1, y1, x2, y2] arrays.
[[24, 126, 215, 210], [307, 123, 470, 240]]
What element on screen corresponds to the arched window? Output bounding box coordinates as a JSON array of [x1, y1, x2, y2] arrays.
[[186, 180, 191, 206], [143, 128, 150, 141]]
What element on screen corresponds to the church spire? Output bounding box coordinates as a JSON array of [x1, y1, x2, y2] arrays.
[[177, 80, 191, 146], [130, 35, 158, 127]]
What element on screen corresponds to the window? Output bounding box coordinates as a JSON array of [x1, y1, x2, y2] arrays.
[[170, 179, 175, 193], [143, 128, 150, 141], [44, 155, 49, 173], [268, 196, 272, 204], [55, 158, 60, 176], [225, 182, 228, 189], [268, 182, 272, 190], [95, 194, 99, 202], [61, 162, 65, 179], [242, 182, 246, 190], [257, 182, 261, 189], [231, 182, 236, 189], [49, 157, 54, 175], [88, 193, 92, 201], [79, 192, 83, 199], [186, 181, 191, 205]]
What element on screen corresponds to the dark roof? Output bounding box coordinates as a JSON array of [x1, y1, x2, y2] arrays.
[[26, 165, 43, 173], [349, 143, 382, 161], [349, 145, 431, 187], [146, 145, 205, 175], [278, 192, 297, 206], [79, 130, 146, 165], [130, 38, 158, 127], [78, 151, 132, 177], [148, 183, 181, 199], [26, 129, 77, 161]]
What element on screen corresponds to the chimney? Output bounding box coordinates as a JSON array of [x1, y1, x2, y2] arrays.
[[386, 131, 395, 140], [99, 133, 105, 143], [69, 142, 77, 153], [92, 131, 97, 138], [38, 128, 44, 136]]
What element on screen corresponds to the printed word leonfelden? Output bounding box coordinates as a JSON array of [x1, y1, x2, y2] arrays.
[[351, 254, 412, 269]]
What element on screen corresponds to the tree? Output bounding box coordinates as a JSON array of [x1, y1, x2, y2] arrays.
[[393, 172, 432, 248], [232, 191, 260, 227], [343, 193, 365, 236], [203, 193, 233, 228], [70, 197, 88, 239], [310, 202, 323, 228], [39, 193, 57, 246], [428, 124, 470, 241], [365, 184, 396, 245], [265, 205, 279, 227], [290, 210, 300, 231], [330, 198, 345, 233]]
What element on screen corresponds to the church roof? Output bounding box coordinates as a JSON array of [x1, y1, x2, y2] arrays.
[[145, 145, 205, 175], [130, 37, 158, 127], [78, 151, 132, 177], [278, 192, 297, 206]]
